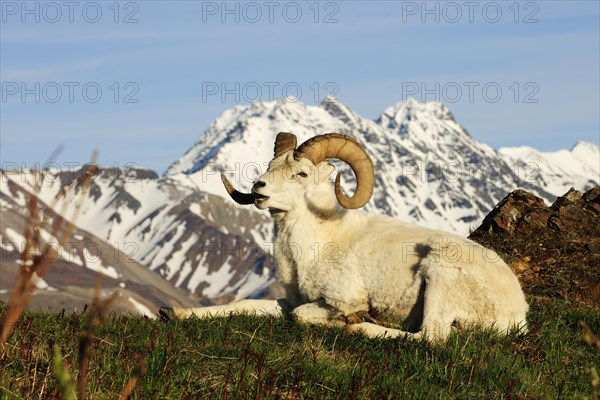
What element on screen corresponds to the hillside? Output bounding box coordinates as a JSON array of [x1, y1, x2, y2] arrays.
[[0, 170, 195, 315], [1, 298, 598, 399], [1, 168, 278, 309]]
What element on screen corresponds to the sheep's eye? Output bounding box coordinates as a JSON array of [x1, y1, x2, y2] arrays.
[[298, 171, 308, 178]]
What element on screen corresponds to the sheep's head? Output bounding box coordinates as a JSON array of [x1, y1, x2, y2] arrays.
[[220, 132, 374, 215]]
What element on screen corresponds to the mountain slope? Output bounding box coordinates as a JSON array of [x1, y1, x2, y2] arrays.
[[166, 97, 599, 234], [498, 141, 599, 196], [0, 170, 195, 315], [0, 168, 278, 306]]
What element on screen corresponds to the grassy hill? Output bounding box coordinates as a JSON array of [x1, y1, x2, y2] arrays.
[[0, 298, 598, 399]]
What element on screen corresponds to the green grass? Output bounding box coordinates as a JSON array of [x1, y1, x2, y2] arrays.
[[0, 299, 598, 399]]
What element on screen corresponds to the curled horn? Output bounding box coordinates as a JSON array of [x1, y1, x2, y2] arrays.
[[294, 133, 374, 209], [274, 132, 297, 157], [220, 174, 254, 205]]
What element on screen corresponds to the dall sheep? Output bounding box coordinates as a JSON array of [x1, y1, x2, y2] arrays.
[[161, 132, 528, 342]]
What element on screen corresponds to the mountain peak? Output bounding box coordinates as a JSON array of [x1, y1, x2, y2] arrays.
[[572, 140, 599, 152], [319, 94, 340, 105], [376, 98, 460, 140], [318, 97, 361, 126], [378, 98, 454, 127]]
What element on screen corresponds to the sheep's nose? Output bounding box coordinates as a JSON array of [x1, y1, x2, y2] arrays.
[[253, 181, 266, 190]]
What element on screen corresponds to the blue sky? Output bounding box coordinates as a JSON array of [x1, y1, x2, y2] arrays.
[[1, 0, 599, 173]]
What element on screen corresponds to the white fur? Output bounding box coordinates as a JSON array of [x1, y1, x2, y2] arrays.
[[164, 151, 528, 342]]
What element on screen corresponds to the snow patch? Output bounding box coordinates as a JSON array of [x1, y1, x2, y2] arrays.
[[189, 203, 202, 216], [83, 248, 119, 279], [4, 228, 26, 248], [128, 297, 156, 319]]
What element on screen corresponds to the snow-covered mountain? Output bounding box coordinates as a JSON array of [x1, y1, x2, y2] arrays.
[[166, 97, 599, 234], [1, 168, 278, 308], [2, 97, 598, 312], [0, 170, 196, 315], [498, 141, 599, 196]]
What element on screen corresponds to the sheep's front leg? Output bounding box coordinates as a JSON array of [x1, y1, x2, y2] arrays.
[[291, 301, 346, 328], [347, 323, 424, 340], [160, 299, 292, 320]]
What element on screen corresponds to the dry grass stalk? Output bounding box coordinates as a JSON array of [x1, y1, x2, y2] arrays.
[[78, 274, 120, 400], [53, 343, 76, 400], [580, 321, 600, 400], [580, 321, 600, 352], [117, 355, 147, 400], [47, 273, 122, 399], [1, 153, 149, 398], [0, 153, 98, 347]]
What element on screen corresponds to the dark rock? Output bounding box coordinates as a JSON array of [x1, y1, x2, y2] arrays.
[[469, 185, 600, 308], [552, 187, 582, 207], [587, 242, 600, 254], [424, 199, 437, 211], [474, 189, 546, 235], [473, 186, 600, 236]]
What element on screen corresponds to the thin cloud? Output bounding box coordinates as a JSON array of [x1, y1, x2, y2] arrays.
[[1, 58, 104, 81]]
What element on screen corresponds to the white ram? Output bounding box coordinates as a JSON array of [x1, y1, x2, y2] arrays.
[[161, 133, 528, 342]]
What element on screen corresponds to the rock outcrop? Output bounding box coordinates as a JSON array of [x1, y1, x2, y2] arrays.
[[470, 186, 600, 307]]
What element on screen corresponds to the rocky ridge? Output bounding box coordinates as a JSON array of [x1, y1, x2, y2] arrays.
[[470, 186, 600, 307]]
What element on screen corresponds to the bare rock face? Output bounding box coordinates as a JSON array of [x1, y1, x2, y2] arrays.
[[473, 186, 599, 236], [472, 189, 547, 235], [550, 187, 600, 233], [470, 186, 600, 307]]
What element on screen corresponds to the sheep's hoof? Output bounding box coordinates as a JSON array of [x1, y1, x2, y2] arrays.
[[345, 313, 363, 324], [159, 307, 176, 321], [344, 311, 379, 325], [358, 310, 379, 324]]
